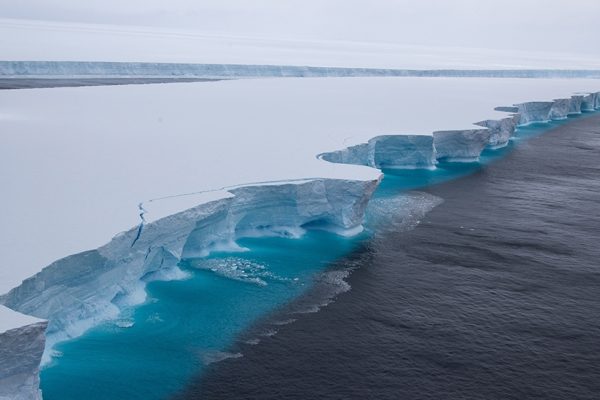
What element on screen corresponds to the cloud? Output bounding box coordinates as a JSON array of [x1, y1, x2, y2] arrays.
[[0, 0, 599, 55]]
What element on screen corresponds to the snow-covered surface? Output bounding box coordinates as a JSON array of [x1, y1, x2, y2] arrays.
[[1, 77, 600, 294], [0, 305, 44, 334], [2, 18, 600, 70]]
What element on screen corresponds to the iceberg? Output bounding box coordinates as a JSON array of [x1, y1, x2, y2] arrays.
[[1, 77, 599, 398]]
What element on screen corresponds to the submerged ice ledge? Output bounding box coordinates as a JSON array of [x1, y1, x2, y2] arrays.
[[1, 83, 599, 400]]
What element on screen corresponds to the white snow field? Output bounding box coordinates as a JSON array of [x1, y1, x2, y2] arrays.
[[1, 77, 599, 297]]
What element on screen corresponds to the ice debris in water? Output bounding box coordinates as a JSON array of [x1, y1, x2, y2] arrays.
[[193, 257, 293, 286], [366, 192, 443, 233], [114, 319, 135, 328], [146, 313, 164, 324], [201, 351, 243, 365]]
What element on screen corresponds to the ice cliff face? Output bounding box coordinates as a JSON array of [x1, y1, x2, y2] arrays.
[[474, 117, 518, 148], [569, 95, 584, 114], [320, 135, 435, 169], [433, 129, 491, 162], [1, 178, 379, 356], [516, 94, 589, 125], [549, 98, 572, 120], [0, 307, 47, 400], [515, 101, 554, 125], [320, 91, 600, 168], [581, 93, 598, 111]]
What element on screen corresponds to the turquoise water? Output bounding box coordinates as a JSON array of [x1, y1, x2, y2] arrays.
[[39, 114, 591, 400], [40, 232, 363, 400]]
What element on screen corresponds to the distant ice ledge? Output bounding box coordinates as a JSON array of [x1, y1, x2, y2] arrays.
[[1, 87, 599, 400], [3, 61, 600, 79], [320, 92, 599, 169]]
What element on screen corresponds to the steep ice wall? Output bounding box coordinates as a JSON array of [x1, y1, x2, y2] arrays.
[[319, 90, 600, 169], [433, 129, 491, 162], [569, 95, 584, 114], [581, 93, 597, 111], [549, 98, 572, 120], [0, 306, 47, 400], [1, 178, 379, 356], [474, 117, 518, 148], [319, 135, 435, 169], [515, 101, 554, 125]]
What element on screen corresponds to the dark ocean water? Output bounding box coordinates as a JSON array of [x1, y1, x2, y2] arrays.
[[179, 114, 600, 400]]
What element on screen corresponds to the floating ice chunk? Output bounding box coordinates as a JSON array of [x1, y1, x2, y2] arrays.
[[202, 351, 243, 365], [114, 319, 135, 329], [193, 257, 292, 286]]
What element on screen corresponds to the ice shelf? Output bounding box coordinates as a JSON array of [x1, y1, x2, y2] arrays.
[[1, 77, 599, 295]]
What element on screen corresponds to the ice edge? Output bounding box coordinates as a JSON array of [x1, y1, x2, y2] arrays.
[[1, 89, 599, 400]]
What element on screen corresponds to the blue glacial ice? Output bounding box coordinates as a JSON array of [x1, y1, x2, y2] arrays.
[[0, 178, 379, 363]]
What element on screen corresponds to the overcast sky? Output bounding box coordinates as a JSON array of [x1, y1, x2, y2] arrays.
[[1, 0, 599, 55]]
